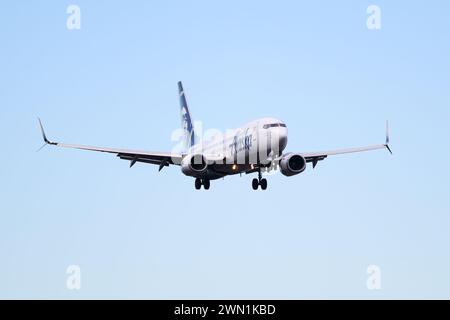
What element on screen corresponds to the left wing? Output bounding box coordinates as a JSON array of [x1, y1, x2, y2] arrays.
[[38, 119, 182, 170], [296, 121, 392, 168]]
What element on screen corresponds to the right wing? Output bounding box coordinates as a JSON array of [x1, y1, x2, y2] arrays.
[[38, 119, 182, 171]]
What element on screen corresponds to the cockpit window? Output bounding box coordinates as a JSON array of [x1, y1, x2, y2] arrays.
[[263, 123, 286, 129]]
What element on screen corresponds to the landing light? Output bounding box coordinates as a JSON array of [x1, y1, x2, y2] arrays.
[[232, 164, 237, 171]]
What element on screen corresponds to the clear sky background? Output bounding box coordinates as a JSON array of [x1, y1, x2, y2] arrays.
[[0, 1, 449, 299]]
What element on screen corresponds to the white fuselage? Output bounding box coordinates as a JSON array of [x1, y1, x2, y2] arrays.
[[183, 117, 288, 178]]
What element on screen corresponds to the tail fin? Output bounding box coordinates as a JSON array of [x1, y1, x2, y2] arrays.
[[178, 81, 195, 150]]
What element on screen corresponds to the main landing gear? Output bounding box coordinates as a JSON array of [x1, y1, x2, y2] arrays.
[[252, 170, 267, 190], [195, 178, 210, 190]]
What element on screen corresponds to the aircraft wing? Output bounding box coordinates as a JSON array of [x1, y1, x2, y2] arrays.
[[300, 144, 390, 168], [296, 121, 392, 168], [38, 119, 182, 170]]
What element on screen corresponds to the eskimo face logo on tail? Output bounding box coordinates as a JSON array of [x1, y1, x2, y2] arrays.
[[180, 103, 194, 148], [178, 82, 196, 149]]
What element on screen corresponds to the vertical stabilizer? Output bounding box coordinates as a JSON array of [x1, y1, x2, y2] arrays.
[[178, 81, 195, 151]]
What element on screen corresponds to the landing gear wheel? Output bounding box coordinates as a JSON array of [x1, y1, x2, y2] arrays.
[[203, 179, 210, 190], [195, 178, 202, 190], [260, 178, 267, 190], [252, 178, 259, 190]]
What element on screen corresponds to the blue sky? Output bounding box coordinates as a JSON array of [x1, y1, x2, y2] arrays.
[[0, 1, 449, 299]]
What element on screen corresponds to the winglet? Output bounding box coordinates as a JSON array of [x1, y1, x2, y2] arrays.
[[38, 118, 57, 146], [385, 120, 392, 154]]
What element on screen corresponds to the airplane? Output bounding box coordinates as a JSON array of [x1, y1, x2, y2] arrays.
[[38, 81, 392, 190]]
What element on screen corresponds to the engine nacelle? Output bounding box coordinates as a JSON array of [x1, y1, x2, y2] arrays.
[[279, 153, 306, 176], [181, 154, 208, 176]]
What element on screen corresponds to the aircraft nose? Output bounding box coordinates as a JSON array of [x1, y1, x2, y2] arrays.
[[271, 126, 288, 154], [279, 128, 288, 151]]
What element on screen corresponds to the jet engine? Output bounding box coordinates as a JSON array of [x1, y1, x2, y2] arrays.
[[279, 153, 307, 176], [181, 154, 209, 176]]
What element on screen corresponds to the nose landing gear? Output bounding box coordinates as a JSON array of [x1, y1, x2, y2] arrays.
[[195, 178, 210, 190]]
